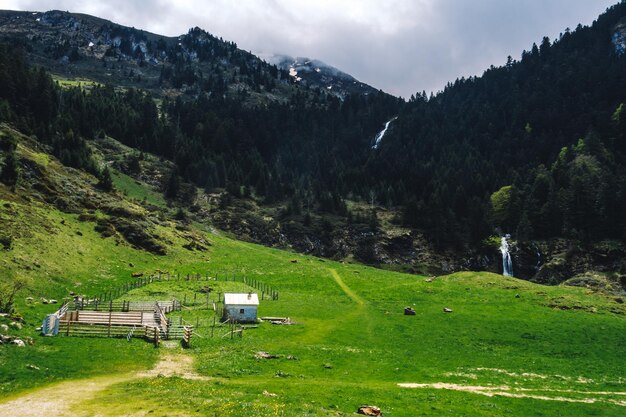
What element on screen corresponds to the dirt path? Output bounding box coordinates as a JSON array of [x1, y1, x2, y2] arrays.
[[329, 268, 365, 305], [0, 374, 132, 417], [0, 352, 203, 416], [137, 352, 209, 380], [398, 382, 626, 407]]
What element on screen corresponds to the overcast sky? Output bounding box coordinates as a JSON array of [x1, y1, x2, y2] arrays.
[[3, 0, 619, 97]]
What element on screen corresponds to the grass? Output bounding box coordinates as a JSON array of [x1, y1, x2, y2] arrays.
[[51, 74, 100, 90], [110, 169, 167, 208], [1, 134, 625, 415]]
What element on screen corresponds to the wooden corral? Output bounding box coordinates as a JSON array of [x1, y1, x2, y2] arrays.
[[43, 299, 190, 346]]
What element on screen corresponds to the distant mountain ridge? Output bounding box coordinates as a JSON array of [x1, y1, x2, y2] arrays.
[[0, 9, 381, 101]]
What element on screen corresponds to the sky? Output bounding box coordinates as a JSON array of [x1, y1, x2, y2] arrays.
[[2, 0, 619, 97]]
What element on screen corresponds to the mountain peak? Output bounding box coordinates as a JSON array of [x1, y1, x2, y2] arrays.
[[260, 53, 377, 96]]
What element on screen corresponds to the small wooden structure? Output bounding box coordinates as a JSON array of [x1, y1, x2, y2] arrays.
[[222, 292, 259, 323]]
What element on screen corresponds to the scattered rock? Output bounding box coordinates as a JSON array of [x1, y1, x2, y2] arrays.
[[12, 339, 25, 347], [404, 307, 416, 315], [616, 297, 624, 304], [9, 321, 22, 330], [290, 259, 298, 263], [263, 390, 278, 397], [425, 278, 433, 282], [323, 363, 333, 369], [357, 405, 381, 416], [26, 364, 40, 370], [25, 297, 34, 302], [129, 262, 134, 267], [0, 324, 8, 332], [131, 272, 144, 278], [48, 299, 58, 304], [287, 355, 298, 360], [515, 294, 521, 298], [255, 351, 278, 360], [443, 308, 453, 313], [41, 298, 49, 304]]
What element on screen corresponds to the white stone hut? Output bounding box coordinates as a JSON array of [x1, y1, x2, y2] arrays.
[[223, 293, 259, 323]]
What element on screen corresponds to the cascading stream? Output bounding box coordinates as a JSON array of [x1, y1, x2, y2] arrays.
[[372, 116, 398, 149], [500, 236, 513, 277]]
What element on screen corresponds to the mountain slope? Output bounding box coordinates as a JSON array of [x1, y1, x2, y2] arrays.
[[0, 9, 376, 103], [2, 5, 626, 286]]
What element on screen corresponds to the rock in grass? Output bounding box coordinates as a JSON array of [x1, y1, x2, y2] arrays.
[[357, 405, 381, 416], [9, 321, 22, 330], [443, 308, 453, 313], [0, 324, 8, 332], [255, 351, 278, 359], [11, 339, 25, 347], [323, 363, 333, 369]]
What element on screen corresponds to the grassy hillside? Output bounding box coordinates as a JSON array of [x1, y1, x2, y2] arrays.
[[1, 126, 625, 416]]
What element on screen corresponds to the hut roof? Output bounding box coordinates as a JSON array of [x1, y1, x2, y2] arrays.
[[224, 293, 259, 306]]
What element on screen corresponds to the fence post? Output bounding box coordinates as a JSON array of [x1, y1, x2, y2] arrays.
[[108, 308, 112, 337]]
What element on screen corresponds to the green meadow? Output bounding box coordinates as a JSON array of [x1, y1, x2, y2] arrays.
[[1, 195, 625, 416]]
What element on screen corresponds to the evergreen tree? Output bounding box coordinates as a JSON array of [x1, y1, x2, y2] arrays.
[[97, 166, 114, 191]]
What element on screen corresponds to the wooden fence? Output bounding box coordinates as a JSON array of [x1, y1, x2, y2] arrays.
[[59, 323, 156, 338], [86, 270, 279, 305]]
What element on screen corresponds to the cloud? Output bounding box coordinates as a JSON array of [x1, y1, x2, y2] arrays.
[[3, 0, 618, 97]]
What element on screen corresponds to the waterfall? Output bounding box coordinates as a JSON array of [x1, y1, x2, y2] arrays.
[[500, 236, 513, 277], [535, 246, 542, 272], [372, 117, 398, 149]]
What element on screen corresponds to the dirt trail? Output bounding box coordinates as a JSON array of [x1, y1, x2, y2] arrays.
[[0, 352, 203, 416], [398, 383, 626, 407], [137, 352, 209, 380], [0, 374, 131, 417]]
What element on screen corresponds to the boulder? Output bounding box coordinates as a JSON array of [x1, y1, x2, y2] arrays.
[[443, 308, 453, 313]]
